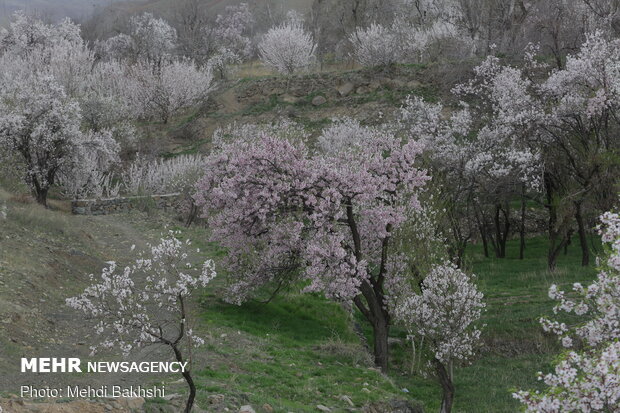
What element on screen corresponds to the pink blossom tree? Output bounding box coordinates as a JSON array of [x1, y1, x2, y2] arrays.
[[194, 119, 429, 371], [258, 21, 316, 74], [513, 210, 620, 411], [66, 232, 216, 413]]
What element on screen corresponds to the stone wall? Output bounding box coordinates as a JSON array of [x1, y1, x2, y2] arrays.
[[71, 193, 183, 215]]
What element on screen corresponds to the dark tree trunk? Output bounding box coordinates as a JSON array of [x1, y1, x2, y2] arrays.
[[493, 203, 510, 258], [371, 316, 389, 372], [480, 224, 489, 258], [171, 344, 195, 413], [519, 184, 526, 260], [434, 358, 454, 413], [475, 210, 489, 258], [545, 173, 568, 271], [354, 288, 390, 372], [499, 203, 510, 258], [575, 201, 590, 266], [35, 187, 48, 207], [347, 203, 391, 372]]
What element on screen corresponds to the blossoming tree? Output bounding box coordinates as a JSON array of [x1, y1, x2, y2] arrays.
[[125, 58, 213, 123], [194, 119, 429, 371], [102, 13, 177, 65], [0, 76, 82, 206], [513, 210, 620, 411], [394, 263, 485, 413], [67, 233, 216, 413], [258, 21, 316, 74]]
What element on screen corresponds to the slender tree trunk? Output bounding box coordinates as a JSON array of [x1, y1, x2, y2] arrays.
[[480, 223, 489, 258], [434, 358, 455, 413], [545, 173, 567, 271], [494, 204, 502, 258], [171, 344, 195, 413], [493, 204, 510, 258], [519, 184, 526, 260], [475, 209, 489, 257], [547, 202, 566, 271], [499, 203, 510, 258], [575, 201, 589, 266]]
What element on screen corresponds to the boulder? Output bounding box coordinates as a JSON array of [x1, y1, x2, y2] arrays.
[[337, 82, 355, 97], [312, 95, 327, 106]]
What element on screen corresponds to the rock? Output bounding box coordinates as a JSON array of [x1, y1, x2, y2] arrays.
[[316, 405, 331, 412], [337, 82, 355, 97], [125, 397, 146, 410], [208, 394, 225, 405], [281, 94, 298, 104], [312, 95, 327, 106], [340, 395, 354, 407], [407, 80, 422, 88], [356, 86, 369, 94], [368, 81, 381, 92], [361, 388, 371, 394], [262, 403, 274, 412], [240, 405, 256, 413]]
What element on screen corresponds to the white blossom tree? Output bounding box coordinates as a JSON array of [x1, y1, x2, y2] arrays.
[[0, 76, 83, 206], [125, 58, 213, 123], [203, 3, 254, 78], [349, 23, 401, 67], [57, 129, 121, 199], [67, 232, 216, 413], [393, 263, 485, 413], [514, 210, 620, 411], [258, 21, 316, 74]]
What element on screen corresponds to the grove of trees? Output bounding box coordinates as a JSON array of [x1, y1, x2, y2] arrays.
[[0, 1, 619, 412]]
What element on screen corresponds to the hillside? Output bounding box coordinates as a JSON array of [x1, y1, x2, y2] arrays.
[[0, 64, 603, 412], [157, 63, 446, 157]]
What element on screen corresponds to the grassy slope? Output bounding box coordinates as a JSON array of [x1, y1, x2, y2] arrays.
[[0, 185, 600, 412]]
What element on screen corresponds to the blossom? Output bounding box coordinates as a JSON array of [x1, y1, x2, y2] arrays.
[[515, 210, 620, 411]]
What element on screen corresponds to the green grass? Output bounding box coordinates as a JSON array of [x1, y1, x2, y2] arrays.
[[392, 236, 598, 412], [187, 226, 598, 411]]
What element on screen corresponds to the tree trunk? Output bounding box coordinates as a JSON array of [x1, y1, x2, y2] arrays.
[[371, 317, 389, 372], [545, 173, 568, 271], [519, 184, 526, 260], [493, 204, 502, 258], [171, 344, 196, 413], [493, 204, 510, 258], [480, 224, 489, 258], [575, 202, 590, 266], [475, 209, 489, 258], [35, 187, 48, 207], [434, 358, 455, 413]]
